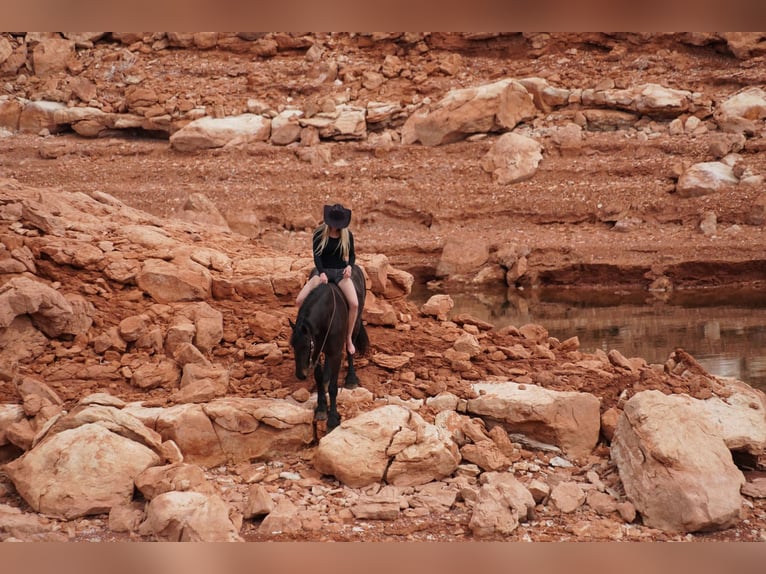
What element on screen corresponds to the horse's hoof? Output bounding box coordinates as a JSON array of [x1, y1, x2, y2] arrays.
[[314, 410, 328, 421], [344, 379, 359, 389], [328, 416, 340, 431]]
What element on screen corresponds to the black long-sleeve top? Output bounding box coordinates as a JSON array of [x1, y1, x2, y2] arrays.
[[312, 227, 355, 273]]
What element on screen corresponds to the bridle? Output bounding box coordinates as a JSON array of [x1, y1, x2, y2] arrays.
[[306, 285, 338, 371]]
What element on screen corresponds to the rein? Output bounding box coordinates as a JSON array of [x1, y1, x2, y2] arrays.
[[308, 285, 338, 371]]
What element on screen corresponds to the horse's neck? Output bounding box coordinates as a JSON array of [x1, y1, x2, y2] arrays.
[[301, 285, 342, 333], [327, 283, 341, 300], [314, 287, 342, 326]]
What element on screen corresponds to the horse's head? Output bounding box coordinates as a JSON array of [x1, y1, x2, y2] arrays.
[[289, 318, 313, 380]]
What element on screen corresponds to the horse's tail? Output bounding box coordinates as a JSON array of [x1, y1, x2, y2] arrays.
[[354, 320, 369, 356], [350, 264, 369, 356]]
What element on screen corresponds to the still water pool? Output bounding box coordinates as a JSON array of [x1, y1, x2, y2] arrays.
[[411, 283, 766, 391]]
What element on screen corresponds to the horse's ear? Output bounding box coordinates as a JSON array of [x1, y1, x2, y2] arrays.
[[288, 318, 295, 330]]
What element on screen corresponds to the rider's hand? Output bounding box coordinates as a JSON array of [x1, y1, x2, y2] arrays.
[[319, 272, 328, 284], [343, 266, 352, 279]]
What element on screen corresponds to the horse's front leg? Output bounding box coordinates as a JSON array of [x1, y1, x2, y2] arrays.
[[327, 353, 343, 431], [313, 359, 327, 421], [344, 352, 359, 389]]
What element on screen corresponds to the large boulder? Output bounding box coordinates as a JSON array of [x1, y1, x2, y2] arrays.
[[313, 405, 460, 488], [518, 77, 571, 113], [5, 423, 161, 519], [714, 87, 766, 134], [170, 114, 271, 151], [19, 101, 67, 134], [38, 237, 104, 269], [0, 276, 93, 337], [136, 258, 212, 303], [402, 78, 537, 146], [270, 108, 303, 145], [0, 316, 48, 363], [466, 381, 601, 459], [31, 38, 75, 76], [468, 472, 536, 537], [582, 83, 695, 117], [676, 161, 739, 198], [125, 398, 314, 467], [177, 301, 224, 353], [138, 491, 243, 542], [298, 105, 367, 140], [39, 400, 167, 456], [420, 294, 454, 321], [695, 378, 766, 454], [52, 106, 111, 137], [480, 132, 543, 184], [0, 97, 22, 131], [122, 224, 179, 250], [611, 390, 745, 532]]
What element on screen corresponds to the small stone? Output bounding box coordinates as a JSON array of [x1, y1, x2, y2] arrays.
[[616, 501, 637, 523], [549, 456, 573, 468]]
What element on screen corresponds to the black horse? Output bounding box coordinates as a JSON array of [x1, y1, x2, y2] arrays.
[[289, 265, 368, 431]]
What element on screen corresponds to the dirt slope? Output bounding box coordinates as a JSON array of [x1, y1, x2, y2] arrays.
[[2, 33, 765, 288]]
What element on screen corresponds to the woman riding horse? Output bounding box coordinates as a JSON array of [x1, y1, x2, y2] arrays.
[[296, 203, 359, 356]]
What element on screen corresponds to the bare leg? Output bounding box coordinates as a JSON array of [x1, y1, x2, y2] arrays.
[[338, 277, 359, 355], [296, 275, 322, 307]]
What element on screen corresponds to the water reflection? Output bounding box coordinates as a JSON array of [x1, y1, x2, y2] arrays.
[[411, 283, 766, 390]]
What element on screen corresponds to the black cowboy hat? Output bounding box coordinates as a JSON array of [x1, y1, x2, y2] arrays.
[[323, 203, 352, 229]]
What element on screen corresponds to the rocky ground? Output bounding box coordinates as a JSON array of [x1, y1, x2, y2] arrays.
[[1, 32, 766, 542]]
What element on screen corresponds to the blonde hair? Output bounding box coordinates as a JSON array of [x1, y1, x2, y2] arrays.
[[314, 223, 350, 262]]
